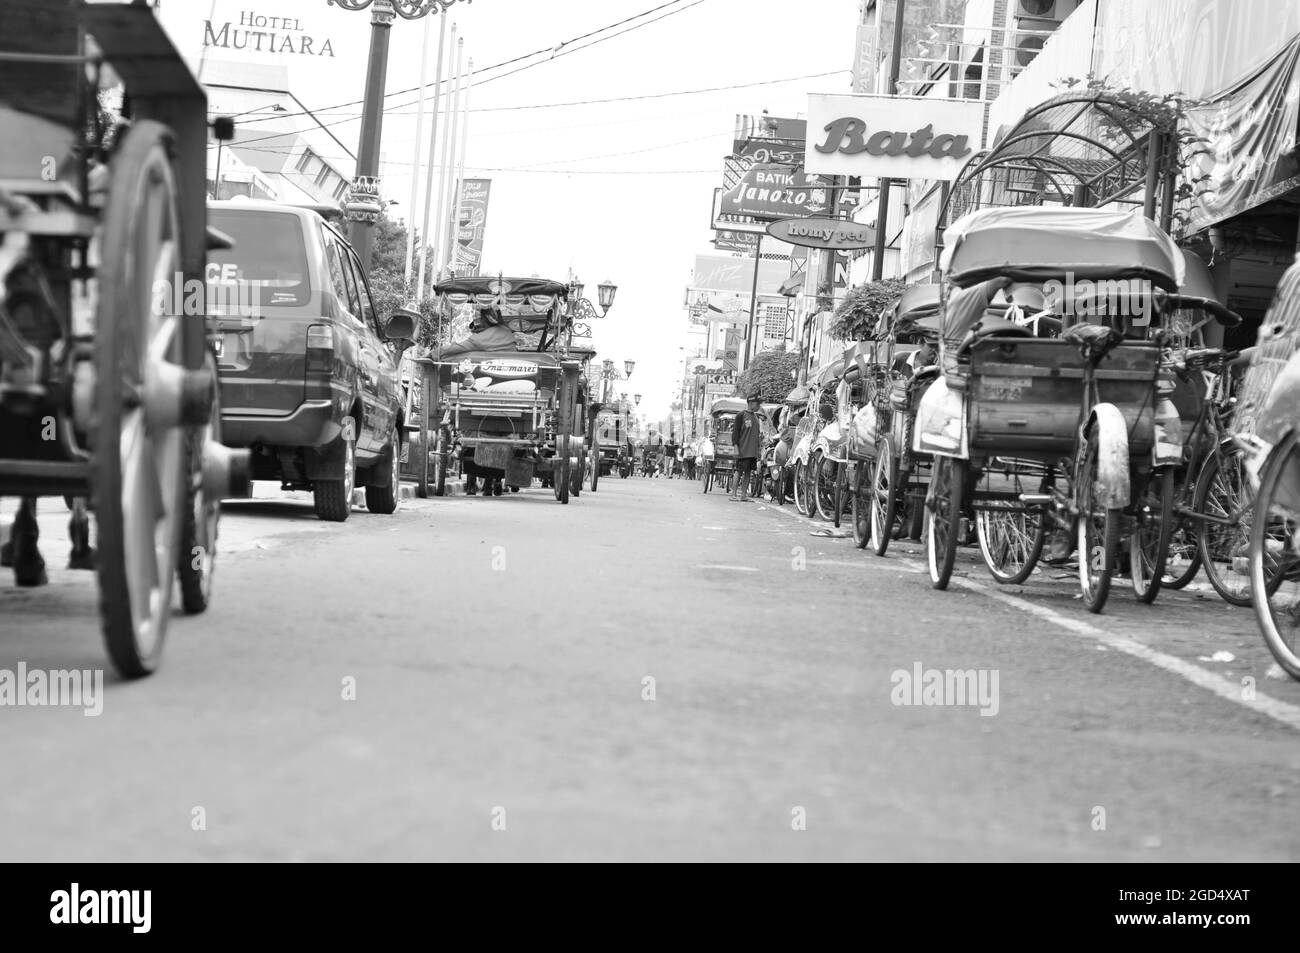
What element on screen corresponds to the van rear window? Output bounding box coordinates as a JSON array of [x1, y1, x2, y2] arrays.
[[208, 208, 311, 308]]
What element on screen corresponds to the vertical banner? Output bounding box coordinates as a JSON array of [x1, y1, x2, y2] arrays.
[[454, 178, 491, 276]]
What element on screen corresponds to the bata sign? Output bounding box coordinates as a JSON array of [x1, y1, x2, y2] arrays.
[[805, 94, 985, 181], [767, 216, 875, 249]]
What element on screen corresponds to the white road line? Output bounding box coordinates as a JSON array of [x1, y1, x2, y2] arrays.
[[694, 564, 760, 572], [895, 558, 1300, 733]]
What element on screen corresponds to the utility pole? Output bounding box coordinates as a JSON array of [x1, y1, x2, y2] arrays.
[[871, 0, 906, 281]]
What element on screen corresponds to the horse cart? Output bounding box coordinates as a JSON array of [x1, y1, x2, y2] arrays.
[[918, 206, 1237, 613], [415, 277, 588, 503], [0, 2, 250, 677]]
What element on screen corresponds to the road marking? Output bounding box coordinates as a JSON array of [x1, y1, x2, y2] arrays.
[[694, 564, 760, 572], [896, 558, 1300, 733]]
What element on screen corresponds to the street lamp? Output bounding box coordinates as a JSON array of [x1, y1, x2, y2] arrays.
[[594, 357, 630, 404], [211, 103, 286, 199], [329, 0, 473, 272], [624, 359, 635, 378], [569, 276, 617, 319]]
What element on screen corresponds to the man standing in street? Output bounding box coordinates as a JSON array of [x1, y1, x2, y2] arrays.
[[730, 389, 763, 502]]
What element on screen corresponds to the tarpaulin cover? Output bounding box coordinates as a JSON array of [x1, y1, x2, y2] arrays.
[[940, 206, 1185, 291]]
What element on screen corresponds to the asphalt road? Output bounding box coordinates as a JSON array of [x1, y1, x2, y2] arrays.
[[1, 475, 1298, 861]]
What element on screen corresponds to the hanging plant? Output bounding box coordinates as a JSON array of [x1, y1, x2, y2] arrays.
[[828, 276, 907, 341]]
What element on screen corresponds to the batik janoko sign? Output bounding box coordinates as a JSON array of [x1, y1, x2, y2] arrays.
[[720, 164, 831, 220], [805, 93, 985, 181], [766, 216, 875, 249]]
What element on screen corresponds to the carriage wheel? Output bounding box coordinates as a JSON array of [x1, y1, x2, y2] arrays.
[[414, 428, 429, 498], [178, 353, 222, 614], [1130, 466, 1175, 603], [1194, 449, 1255, 606], [1250, 431, 1300, 678], [1077, 436, 1121, 614], [870, 437, 899, 557], [571, 447, 584, 498], [587, 449, 599, 492], [926, 457, 964, 590], [554, 437, 570, 504], [976, 503, 1045, 585], [94, 121, 188, 678]]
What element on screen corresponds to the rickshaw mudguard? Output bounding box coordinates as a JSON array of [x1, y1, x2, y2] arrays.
[[1087, 403, 1131, 510], [847, 404, 880, 460], [913, 377, 969, 459], [792, 431, 814, 467]]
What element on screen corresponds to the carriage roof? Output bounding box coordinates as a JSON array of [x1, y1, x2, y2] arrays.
[[940, 206, 1185, 291], [432, 276, 570, 334]]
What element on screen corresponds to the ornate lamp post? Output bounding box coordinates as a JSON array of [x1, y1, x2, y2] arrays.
[[567, 276, 618, 339], [329, 0, 472, 273], [595, 356, 633, 405]]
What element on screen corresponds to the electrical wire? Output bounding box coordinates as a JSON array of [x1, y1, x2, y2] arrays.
[[233, 0, 705, 128]]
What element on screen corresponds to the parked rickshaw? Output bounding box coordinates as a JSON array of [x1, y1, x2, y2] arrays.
[[0, 2, 250, 677], [1238, 255, 1300, 677], [845, 284, 942, 553], [416, 277, 588, 503], [917, 206, 1231, 613], [705, 396, 746, 493], [791, 359, 844, 519]]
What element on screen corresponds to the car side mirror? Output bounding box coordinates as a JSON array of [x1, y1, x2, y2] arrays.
[[384, 308, 419, 343]]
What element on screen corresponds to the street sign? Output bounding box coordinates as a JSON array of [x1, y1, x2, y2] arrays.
[[767, 216, 876, 249]]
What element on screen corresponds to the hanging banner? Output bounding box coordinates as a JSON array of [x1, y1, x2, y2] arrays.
[[692, 254, 791, 295], [454, 178, 492, 277], [805, 93, 985, 181], [1182, 37, 1300, 233]]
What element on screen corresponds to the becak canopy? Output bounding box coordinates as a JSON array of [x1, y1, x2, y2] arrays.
[[433, 276, 569, 332], [939, 206, 1185, 291]]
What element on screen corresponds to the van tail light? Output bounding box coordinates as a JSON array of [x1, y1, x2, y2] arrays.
[[306, 324, 333, 373]]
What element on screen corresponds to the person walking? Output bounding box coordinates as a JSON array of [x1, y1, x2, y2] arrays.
[[730, 389, 764, 502], [683, 440, 697, 480]]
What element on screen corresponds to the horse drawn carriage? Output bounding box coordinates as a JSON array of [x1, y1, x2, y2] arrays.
[[413, 276, 589, 503], [0, 1, 249, 677]]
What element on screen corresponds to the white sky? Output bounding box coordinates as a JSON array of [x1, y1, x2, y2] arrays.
[[158, 0, 860, 420]]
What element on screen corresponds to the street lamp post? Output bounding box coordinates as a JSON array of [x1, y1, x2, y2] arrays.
[[211, 103, 285, 199], [329, 0, 472, 273]]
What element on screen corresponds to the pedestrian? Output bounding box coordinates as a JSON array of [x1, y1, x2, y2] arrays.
[[683, 440, 697, 480], [730, 389, 764, 502], [700, 432, 715, 484], [663, 437, 678, 478]]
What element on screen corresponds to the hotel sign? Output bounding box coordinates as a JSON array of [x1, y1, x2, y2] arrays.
[[204, 10, 336, 57], [805, 94, 985, 181], [767, 216, 875, 250]]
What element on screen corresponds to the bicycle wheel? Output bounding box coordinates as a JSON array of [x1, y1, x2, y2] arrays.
[[1194, 448, 1255, 606], [977, 503, 1045, 585], [926, 456, 964, 589], [851, 459, 871, 549], [814, 452, 837, 521], [1251, 432, 1300, 678], [1130, 467, 1175, 604], [1077, 437, 1121, 614], [1162, 512, 1202, 589], [870, 437, 899, 557], [793, 460, 810, 516]]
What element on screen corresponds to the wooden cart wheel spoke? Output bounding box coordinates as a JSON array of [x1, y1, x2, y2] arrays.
[[95, 120, 187, 678]]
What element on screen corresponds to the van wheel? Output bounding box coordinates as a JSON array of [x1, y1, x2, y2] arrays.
[[314, 430, 355, 522], [365, 424, 401, 515]]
